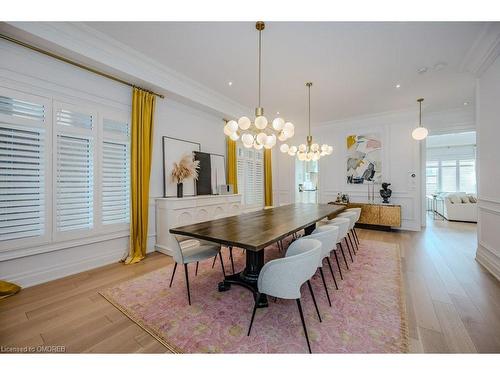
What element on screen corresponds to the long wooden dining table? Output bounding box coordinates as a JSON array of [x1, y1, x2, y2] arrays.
[[170, 203, 345, 307]]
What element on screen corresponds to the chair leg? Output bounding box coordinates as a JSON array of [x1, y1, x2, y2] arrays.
[[339, 242, 350, 270], [333, 249, 343, 280], [195, 261, 199, 276], [169, 262, 177, 287], [184, 263, 191, 305], [351, 229, 359, 250], [353, 227, 360, 245], [326, 256, 339, 290], [319, 267, 332, 307], [348, 232, 357, 255], [211, 254, 217, 269], [344, 238, 354, 262], [247, 296, 259, 336], [307, 280, 322, 322], [296, 299, 312, 354], [219, 251, 226, 277], [229, 246, 235, 274]]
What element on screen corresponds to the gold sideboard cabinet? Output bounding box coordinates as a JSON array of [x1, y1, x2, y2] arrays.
[[346, 203, 401, 228]]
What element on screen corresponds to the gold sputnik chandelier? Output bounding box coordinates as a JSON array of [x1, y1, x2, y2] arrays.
[[280, 82, 332, 161]]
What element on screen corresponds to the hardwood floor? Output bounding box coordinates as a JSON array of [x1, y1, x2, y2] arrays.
[[1, 216, 499, 353]]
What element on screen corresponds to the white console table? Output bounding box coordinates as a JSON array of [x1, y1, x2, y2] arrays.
[[155, 194, 242, 256]]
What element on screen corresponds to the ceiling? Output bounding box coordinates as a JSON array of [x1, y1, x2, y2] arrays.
[[84, 22, 483, 125]]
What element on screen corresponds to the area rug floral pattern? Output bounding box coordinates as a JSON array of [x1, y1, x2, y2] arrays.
[[100, 238, 408, 353]]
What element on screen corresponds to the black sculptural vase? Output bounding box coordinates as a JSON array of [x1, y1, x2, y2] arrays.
[[177, 182, 183, 198], [380, 182, 392, 204]]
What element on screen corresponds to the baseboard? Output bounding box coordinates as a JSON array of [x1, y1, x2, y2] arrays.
[[6, 248, 127, 288], [476, 244, 500, 281]]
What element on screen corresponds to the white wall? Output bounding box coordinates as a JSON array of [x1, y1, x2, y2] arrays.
[[273, 107, 475, 231], [0, 40, 225, 287], [476, 55, 500, 280]]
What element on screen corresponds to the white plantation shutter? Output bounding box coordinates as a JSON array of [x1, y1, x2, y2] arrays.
[[55, 106, 94, 232], [0, 92, 47, 242], [102, 118, 130, 225], [236, 144, 264, 208]]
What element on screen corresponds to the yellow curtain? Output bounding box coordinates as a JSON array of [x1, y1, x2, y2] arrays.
[[0, 280, 21, 299], [125, 88, 156, 264], [264, 148, 273, 207], [226, 137, 238, 194]]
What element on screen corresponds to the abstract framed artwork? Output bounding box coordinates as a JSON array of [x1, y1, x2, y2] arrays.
[[346, 133, 382, 184]]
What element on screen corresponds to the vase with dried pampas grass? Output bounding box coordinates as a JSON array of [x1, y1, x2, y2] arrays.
[[171, 153, 200, 198]]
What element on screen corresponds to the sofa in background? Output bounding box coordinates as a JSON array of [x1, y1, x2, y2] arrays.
[[435, 192, 477, 222]]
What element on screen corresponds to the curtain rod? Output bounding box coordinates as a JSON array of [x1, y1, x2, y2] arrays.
[[0, 33, 165, 99]]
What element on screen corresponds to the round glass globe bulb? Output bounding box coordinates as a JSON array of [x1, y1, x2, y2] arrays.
[[254, 142, 263, 150], [272, 117, 285, 131], [298, 144, 306, 152], [280, 144, 289, 153], [311, 143, 319, 152], [283, 122, 294, 132], [321, 144, 328, 152], [412, 126, 428, 140], [289, 145, 298, 154], [238, 116, 251, 130], [223, 124, 233, 136], [227, 120, 238, 132], [243, 141, 253, 149], [278, 132, 287, 142], [256, 132, 267, 145], [241, 133, 254, 146], [229, 132, 239, 141], [255, 116, 268, 130], [288, 149, 296, 156]]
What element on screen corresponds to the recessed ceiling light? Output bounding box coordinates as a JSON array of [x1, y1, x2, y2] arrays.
[[395, 84, 401, 89], [228, 81, 233, 86], [463, 101, 469, 106], [417, 67, 428, 74], [434, 62, 448, 71], [276, 111, 280, 115]]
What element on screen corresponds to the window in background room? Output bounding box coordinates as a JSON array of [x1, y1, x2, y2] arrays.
[[441, 160, 457, 192], [237, 144, 264, 208], [425, 161, 439, 195], [425, 131, 477, 195]]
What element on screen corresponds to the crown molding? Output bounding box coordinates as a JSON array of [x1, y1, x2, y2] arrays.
[[315, 105, 474, 132], [0, 21, 251, 119], [461, 22, 500, 78]]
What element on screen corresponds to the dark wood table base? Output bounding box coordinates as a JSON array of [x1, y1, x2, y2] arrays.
[[217, 222, 317, 308], [218, 248, 269, 307]]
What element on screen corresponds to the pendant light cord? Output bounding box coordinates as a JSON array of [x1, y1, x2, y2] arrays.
[[419, 100, 422, 126], [258, 28, 262, 108], [308, 83, 311, 136]]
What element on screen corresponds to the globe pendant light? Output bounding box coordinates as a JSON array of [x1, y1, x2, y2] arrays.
[[281, 82, 332, 160], [223, 22, 295, 149], [412, 98, 429, 140]]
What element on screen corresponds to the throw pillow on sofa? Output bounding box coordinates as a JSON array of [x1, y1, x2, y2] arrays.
[[468, 195, 477, 203], [448, 194, 461, 204]]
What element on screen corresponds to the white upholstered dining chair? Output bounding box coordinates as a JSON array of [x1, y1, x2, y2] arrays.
[[345, 207, 362, 246], [337, 211, 359, 254], [247, 238, 322, 353], [169, 236, 226, 305], [303, 225, 340, 307], [323, 217, 352, 277]]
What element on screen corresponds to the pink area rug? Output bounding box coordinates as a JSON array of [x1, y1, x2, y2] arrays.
[[100, 238, 408, 353]]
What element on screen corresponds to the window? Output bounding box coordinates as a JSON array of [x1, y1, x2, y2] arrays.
[[55, 106, 95, 233], [102, 118, 130, 225], [0, 87, 130, 254], [425, 159, 476, 195], [0, 93, 47, 243], [237, 145, 264, 208]]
